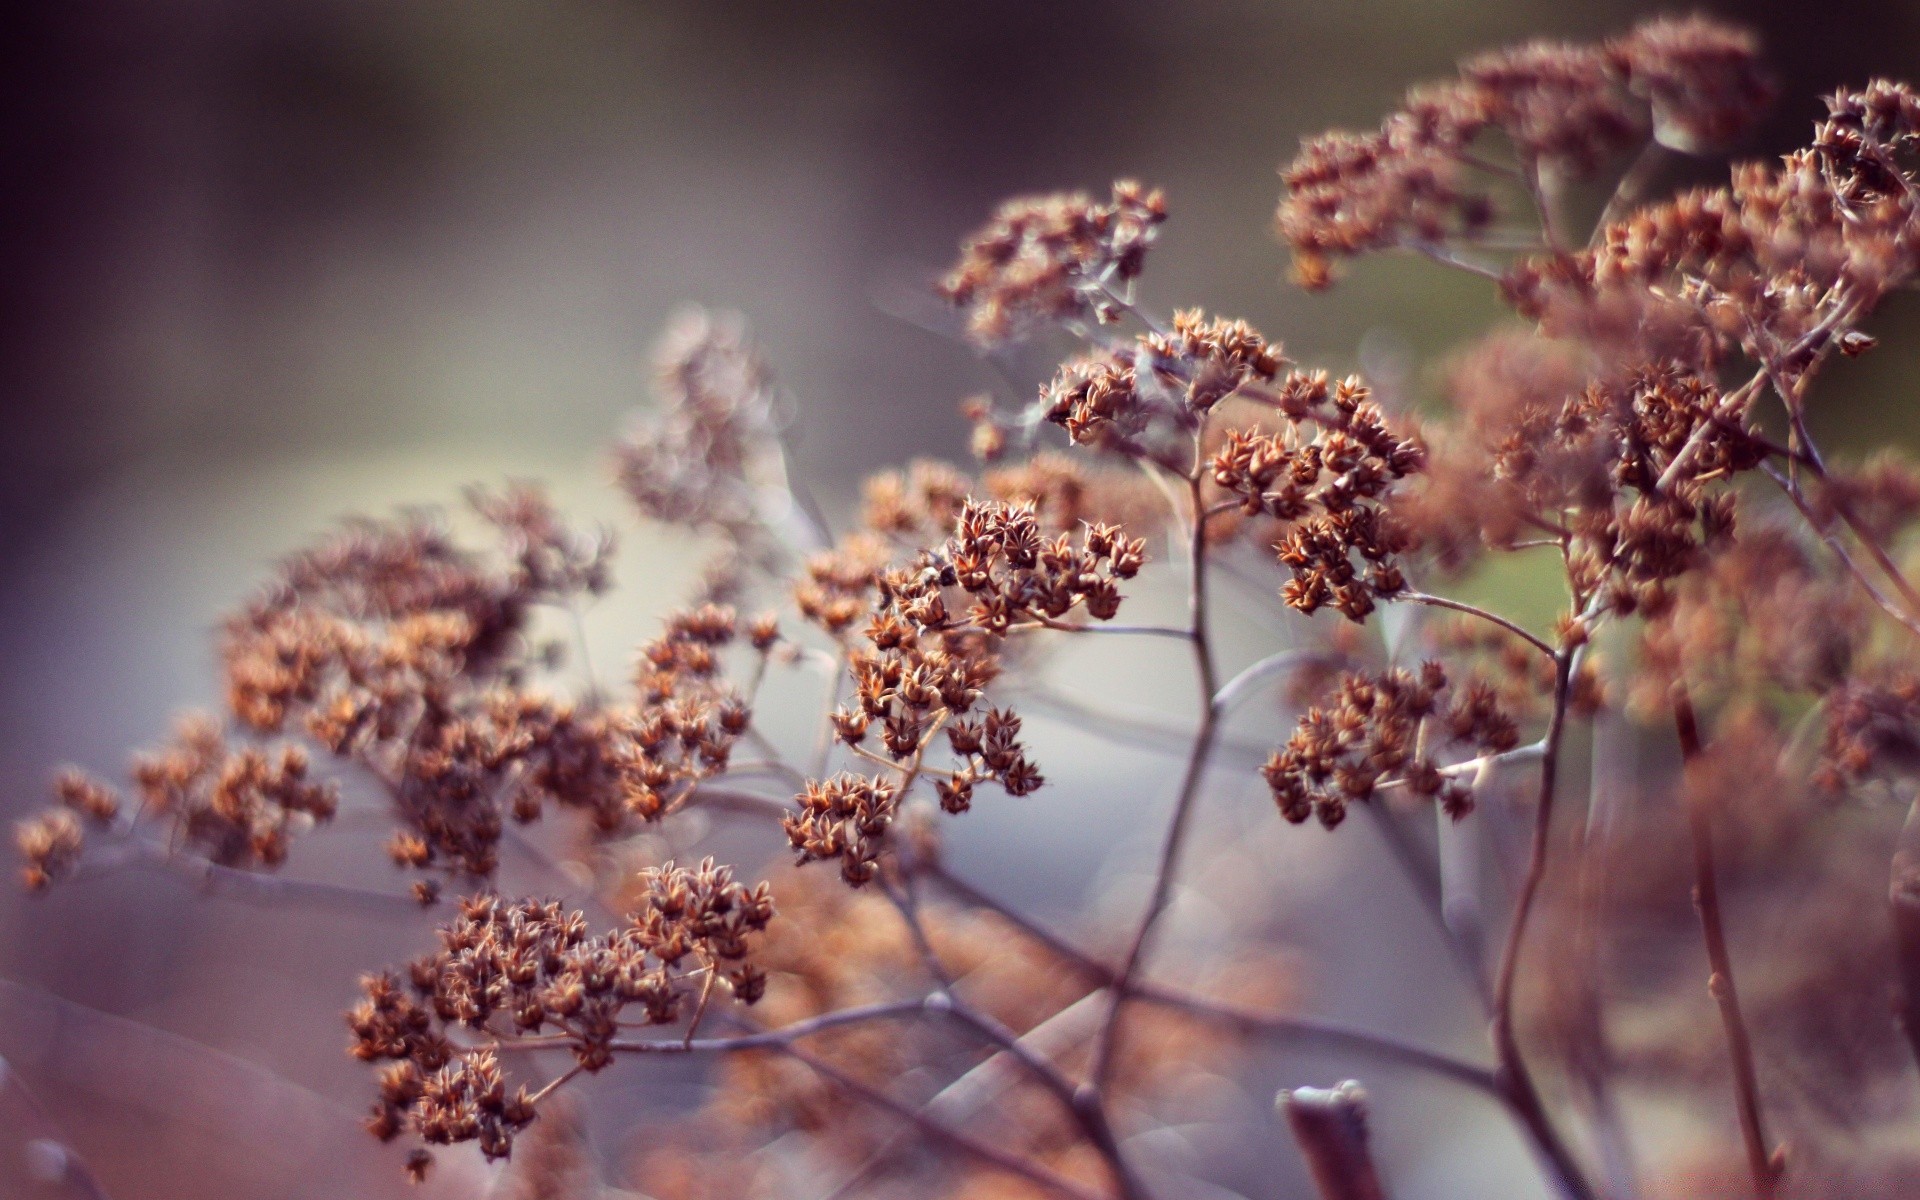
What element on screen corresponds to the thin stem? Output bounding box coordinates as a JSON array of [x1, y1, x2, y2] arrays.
[[1405, 242, 1508, 282], [777, 1040, 1109, 1200], [819, 993, 1110, 1200], [1673, 688, 1780, 1200], [1654, 370, 1766, 494], [1212, 649, 1339, 715], [1088, 466, 1220, 1096], [1366, 802, 1495, 1013], [1763, 462, 1920, 642], [1018, 617, 1197, 641], [940, 1000, 1151, 1200], [1590, 140, 1667, 243], [1397, 591, 1555, 660], [924, 864, 1500, 1095], [73, 841, 422, 913], [1490, 649, 1598, 1200], [1521, 156, 1568, 255]]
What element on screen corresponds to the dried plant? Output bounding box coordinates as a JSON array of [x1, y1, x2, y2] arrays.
[[26, 13, 1920, 1200]]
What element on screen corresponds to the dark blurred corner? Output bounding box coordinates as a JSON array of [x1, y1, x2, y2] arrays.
[[3, 0, 1917, 549], [2, 1, 1918, 1196]]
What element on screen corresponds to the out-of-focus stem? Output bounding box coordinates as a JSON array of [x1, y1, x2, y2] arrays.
[[1889, 797, 1920, 1074], [1673, 687, 1780, 1200], [1088, 464, 1219, 1096], [1491, 649, 1598, 1200], [1280, 1081, 1389, 1200]]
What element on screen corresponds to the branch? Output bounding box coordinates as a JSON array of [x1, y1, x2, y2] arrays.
[[1280, 1082, 1389, 1200], [775, 1040, 1110, 1200], [925, 865, 1501, 1095], [71, 840, 422, 913], [1761, 462, 1920, 642], [1396, 591, 1555, 660], [1673, 688, 1782, 1200], [1489, 649, 1598, 1200], [1018, 617, 1197, 641], [1087, 466, 1222, 1096], [1891, 796, 1920, 1075]]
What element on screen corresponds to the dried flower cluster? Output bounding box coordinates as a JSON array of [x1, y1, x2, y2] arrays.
[[353, 859, 772, 1167], [1277, 15, 1773, 287], [1263, 663, 1518, 827], [28, 15, 1920, 1200], [939, 180, 1167, 345]]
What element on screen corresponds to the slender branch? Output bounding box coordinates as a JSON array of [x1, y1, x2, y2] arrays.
[[776, 1040, 1110, 1200], [1212, 649, 1339, 715], [818, 993, 1110, 1200], [1590, 140, 1667, 243], [1405, 241, 1508, 282], [1396, 591, 1555, 660], [1521, 155, 1568, 255], [1280, 1081, 1389, 1200], [1018, 618, 1197, 641], [924, 864, 1501, 1095], [1366, 803, 1495, 1013], [1087, 466, 1220, 1095], [1489, 649, 1598, 1200], [939, 1000, 1151, 1200], [1762, 462, 1920, 642], [1673, 688, 1781, 1200], [1655, 370, 1766, 494], [72, 840, 422, 913]]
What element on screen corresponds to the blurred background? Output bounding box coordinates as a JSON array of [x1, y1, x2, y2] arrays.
[[4, 1, 1919, 1196]]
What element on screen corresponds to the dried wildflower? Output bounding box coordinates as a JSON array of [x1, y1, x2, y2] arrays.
[[467, 482, 614, 600], [1042, 309, 1287, 459], [215, 491, 763, 880], [1637, 524, 1866, 716], [1277, 87, 1496, 288], [1264, 663, 1517, 828], [1607, 15, 1775, 152], [52, 768, 120, 825], [16, 809, 83, 892], [1279, 16, 1771, 285], [354, 865, 772, 1167], [1817, 676, 1920, 792], [616, 308, 784, 536], [785, 773, 900, 886], [940, 181, 1167, 345]]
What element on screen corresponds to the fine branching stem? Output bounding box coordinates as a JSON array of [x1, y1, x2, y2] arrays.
[[1088, 461, 1220, 1097], [1673, 687, 1780, 1200], [1398, 591, 1556, 660], [1490, 648, 1598, 1200]]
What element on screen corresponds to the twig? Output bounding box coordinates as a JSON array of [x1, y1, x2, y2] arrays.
[[1762, 462, 1920, 642], [1088, 465, 1220, 1096], [1489, 648, 1599, 1200], [1020, 618, 1197, 641], [1673, 688, 1781, 1200], [1396, 591, 1555, 660], [1889, 796, 1920, 1075], [925, 864, 1501, 1095], [73, 841, 422, 913], [1280, 1081, 1389, 1200], [776, 1039, 1110, 1200]]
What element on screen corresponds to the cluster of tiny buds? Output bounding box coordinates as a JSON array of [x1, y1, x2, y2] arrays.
[[942, 499, 1144, 630], [789, 497, 1142, 886], [353, 861, 772, 1171], [940, 180, 1167, 345], [1264, 663, 1518, 828], [1277, 15, 1773, 287], [1041, 310, 1287, 459], [785, 773, 900, 886], [1815, 675, 1920, 793]]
